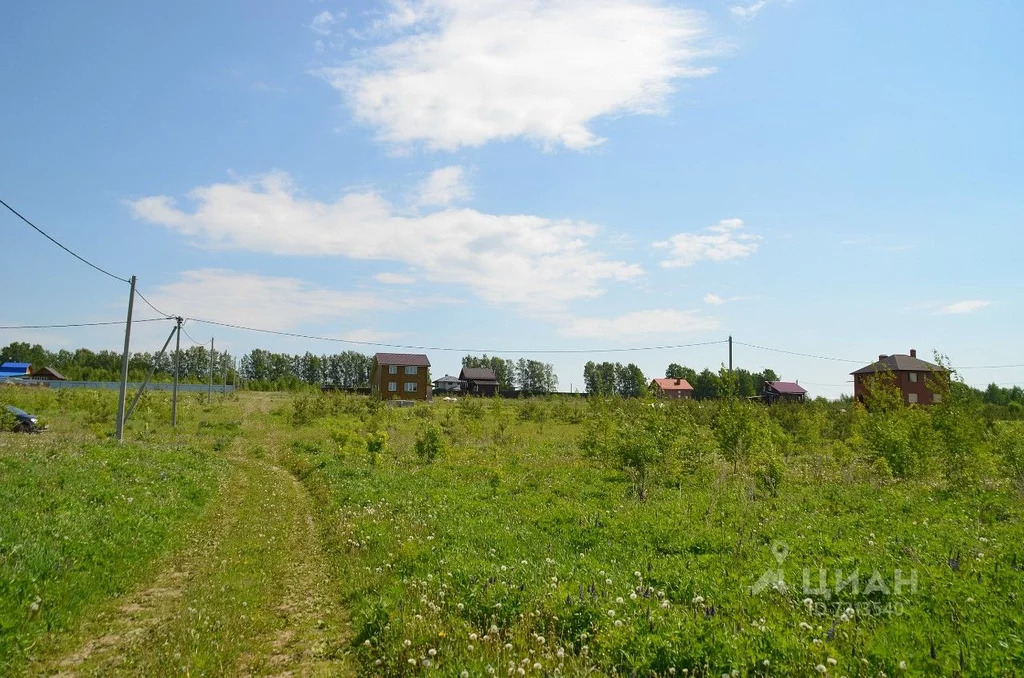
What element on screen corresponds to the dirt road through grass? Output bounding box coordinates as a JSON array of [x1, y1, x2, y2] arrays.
[[33, 445, 352, 677]]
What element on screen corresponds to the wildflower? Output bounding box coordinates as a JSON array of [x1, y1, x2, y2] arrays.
[[533, 663, 542, 670], [615, 597, 624, 604], [803, 598, 814, 608], [692, 595, 705, 604], [517, 668, 526, 676], [415, 614, 423, 621], [614, 619, 623, 627], [899, 661, 907, 670], [763, 660, 770, 666], [468, 644, 475, 651], [815, 665, 827, 673], [404, 639, 412, 647], [362, 639, 371, 647], [462, 672, 470, 678], [607, 609, 616, 617], [799, 622, 812, 630], [606, 578, 613, 585], [828, 658, 837, 665], [408, 658, 417, 666], [556, 648, 565, 659], [457, 603, 464, 610], [505, 643, 514, 651], [490, 625, 499, 634], [470, 633, 479, 641], [536, 636, 545, 645], [661, 600, 670, 609], [845, 607, 855, 617], [428, 648, 437, 657], [630, 592, 638, 600]]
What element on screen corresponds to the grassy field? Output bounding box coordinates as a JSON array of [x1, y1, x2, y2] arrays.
[[1, 385, 1023, 676]]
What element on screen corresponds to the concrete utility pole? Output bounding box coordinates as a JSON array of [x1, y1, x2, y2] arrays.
[[728, 335, 733, 373], [115, 275, 137, 442], [172, 317, 182, 427], [125, 324, 177, 424], [208, 337, 214, 405]]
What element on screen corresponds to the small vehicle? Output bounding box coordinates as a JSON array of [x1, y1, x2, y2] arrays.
[[4, 405, 44, 433]]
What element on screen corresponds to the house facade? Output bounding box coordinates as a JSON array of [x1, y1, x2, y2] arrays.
[[371, 353, 431, 400], [852, 349, 948, 405], [433, 374, 462, 394], [763, 380, 807, 404], [649, 377, 694, 399], [459, 367, 498, 396]]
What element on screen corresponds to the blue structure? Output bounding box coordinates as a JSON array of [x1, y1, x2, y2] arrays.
[[0, 362, 32, 379]]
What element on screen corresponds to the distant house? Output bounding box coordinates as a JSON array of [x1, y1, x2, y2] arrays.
[[371, 353, 431, 400], [649, 377, 694, 399], [460, 367, 498, 397], [0, 362, 32, 381], [433, 374, 462, 394], [852, 349, 948, 405], [27, 366, 66, 381], [763, 381, 807, 404]]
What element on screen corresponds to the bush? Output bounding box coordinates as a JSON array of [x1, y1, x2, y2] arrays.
[[414, 424, 447, 463]]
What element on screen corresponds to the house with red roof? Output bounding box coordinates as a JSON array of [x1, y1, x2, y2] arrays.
[[762, 380, 807, 404], [371, 353, 431, 400], [649, 377, 694, 399]]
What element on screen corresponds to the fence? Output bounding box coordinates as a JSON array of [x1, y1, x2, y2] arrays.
[[1, 379, 235, 393]]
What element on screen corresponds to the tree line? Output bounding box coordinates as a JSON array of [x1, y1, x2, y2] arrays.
[[584, 360, 782, 399]]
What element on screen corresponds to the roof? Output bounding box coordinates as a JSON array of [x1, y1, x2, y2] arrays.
[[433, 375, 461, 384], [766, 381, 807, 395], [31, 366, 67, 380], [0, 362, 31, 373], [460, 367, 497, 381], [374, 353, 430, 367], [650, 378, 693, 391], [851, 354, 944, 375]]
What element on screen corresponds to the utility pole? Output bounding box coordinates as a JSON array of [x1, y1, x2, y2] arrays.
[[115, 275, 137, 442], [172, 317, 182, 427], [728, 335, 733, 373], [208, 337, 214, 405]]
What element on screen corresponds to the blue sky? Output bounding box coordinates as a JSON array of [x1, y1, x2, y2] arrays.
[[2, 0, 1022, 397]]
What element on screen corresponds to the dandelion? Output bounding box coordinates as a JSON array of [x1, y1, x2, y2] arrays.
[[845, 607, 855, 617], [661, 600, 670, 609], [556, 648, 565, 659], [490, 624, 500, 634], [505, 643, 514, 651], [362, 639, 371, 647], [615, 597, 624, 604], [803, 597, 814, 608], [533, 663, 542, 670], [899, 661, 907, 670], [462, 672, 470, 678], [630, 592, 638, 600], [606, 578, 613, 585], [614, 619, 623, 627], [428, 648, 437, 657], [517, 668, 526, 676], [408, 658, 417, 666], [799, 622, 812, 630], [692, 595, 705, 604], [404, 639, 412, 648], [815, 665, 827, 673], [763, 660, 770, 667], [457, 603, 464, 610], [607, 609, 616, 617], [469, 644, 475, 651], [827, 658, 837, 665]]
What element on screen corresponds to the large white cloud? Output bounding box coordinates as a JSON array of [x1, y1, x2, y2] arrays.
[[654, 218, 760, 268], [939, 300, 993, 315], [319, 0, 713, 150], [128, 172, 641, 313]]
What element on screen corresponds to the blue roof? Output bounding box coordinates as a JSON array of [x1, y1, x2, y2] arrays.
[[0, 362, 31, 373]]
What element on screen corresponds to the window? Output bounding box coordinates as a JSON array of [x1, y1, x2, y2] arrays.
[[405, 365, 418, 375], [933, 393, 942, 403], [388, 365, 398, 375], [909, 372, 917, 383], [907, 392, 918, 404], [388, 381, 397, 392], [404, 382, 418, 392]]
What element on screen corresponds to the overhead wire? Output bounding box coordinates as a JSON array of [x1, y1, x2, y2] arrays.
[[732, 340, 864, 364], [184, 317, 729, 354], [0, 197, 130, 284], [0, 317, 168, 330], [134, 288, 174, 318]]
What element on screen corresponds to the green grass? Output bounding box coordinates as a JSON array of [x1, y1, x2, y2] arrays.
[[277, 396, 1024, 676], [0, 436, 222, 669]]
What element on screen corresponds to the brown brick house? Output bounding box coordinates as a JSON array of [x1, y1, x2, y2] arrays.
[[371, 353, 431, 400], [852, 349, 948, 405], [763, 381, 807, 404], [649, 377, 694, 399]]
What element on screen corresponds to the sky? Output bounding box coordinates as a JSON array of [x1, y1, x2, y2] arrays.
[[1, 0, 1022, 398]]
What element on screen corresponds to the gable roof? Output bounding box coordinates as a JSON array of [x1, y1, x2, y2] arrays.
[[851, 354, 944, 375], [766, 381, 807, 395], [651, 377, 693, 391], [433, 374, 461, 384], [31, 366, 67, 380], [460, 367, 497, 382], [0, 362, 31, 374], [374, 353, 430, 367]]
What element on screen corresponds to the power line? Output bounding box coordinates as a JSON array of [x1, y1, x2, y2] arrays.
[[134, 288, 174, 318], [0, 317, 168, 330], [180, 324, 210, 347], [955, 363, 1024, 370], [733, 340, 864, 364], [185, 317, 728, 354], [0, 197, 130, 284]]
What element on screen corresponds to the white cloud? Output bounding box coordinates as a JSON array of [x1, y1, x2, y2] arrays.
[[703, 292, 750, 305], [558, 308, 719, 340], [939, 300, 993, 315], [654, 218, 760, 268], [147, 269, 392, 330], [730, 0, 767, 20], [375, 272, 417, 285], [415, 165, 470, 207], [318, 0, 714, 150], [311, 10, 337, 35], [129, 172, 641, 313]]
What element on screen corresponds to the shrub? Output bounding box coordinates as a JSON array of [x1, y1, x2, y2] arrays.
[[414, 424, 447, 463]]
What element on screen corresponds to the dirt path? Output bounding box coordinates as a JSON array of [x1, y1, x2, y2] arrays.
[[34, 448, 353, 677]]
